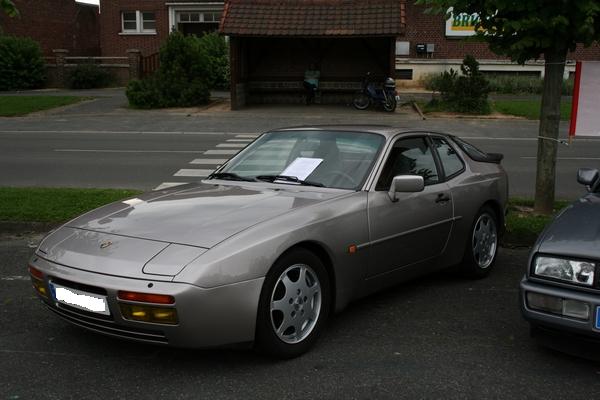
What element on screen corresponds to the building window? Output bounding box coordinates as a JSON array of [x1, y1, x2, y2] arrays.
[[174, 10, 221, 36], [121, 11, 156, 34]]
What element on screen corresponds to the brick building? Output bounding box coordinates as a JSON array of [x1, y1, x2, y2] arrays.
[[99, 0, 223, 56], [395, 2, 600, 86], [98, 0, 600, 85], [0, 0, 100, 56]]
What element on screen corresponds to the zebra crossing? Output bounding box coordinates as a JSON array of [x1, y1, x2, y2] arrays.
[[153, 134, 259, 191]]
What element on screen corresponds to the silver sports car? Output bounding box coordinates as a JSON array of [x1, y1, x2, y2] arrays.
[[29, 126, 508, 358]]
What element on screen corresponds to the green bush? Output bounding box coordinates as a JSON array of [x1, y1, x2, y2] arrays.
[[198, 32, 230, 90], [0, 36, 46, 90], [126, 32, 211, 109], [426, 55, 491, 114], [66, 63, 114, 89]]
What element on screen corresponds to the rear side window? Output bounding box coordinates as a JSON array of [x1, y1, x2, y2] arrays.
[[432, 137, 464, 178], [376, 137, 439, 190]]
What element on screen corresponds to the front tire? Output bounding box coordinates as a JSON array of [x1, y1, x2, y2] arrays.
[[383, 96, 397, 112], [255, 248, 331, 358], [353, 92, 370, 110], [460, 205, 499, 278]]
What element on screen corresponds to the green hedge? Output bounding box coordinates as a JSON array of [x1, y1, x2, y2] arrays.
[[126, 32, 211, 108], [0, 36, 46, 90], [66, 64, 114, 89]]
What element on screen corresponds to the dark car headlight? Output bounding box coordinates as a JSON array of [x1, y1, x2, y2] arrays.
[[533, 256, 596, 286]]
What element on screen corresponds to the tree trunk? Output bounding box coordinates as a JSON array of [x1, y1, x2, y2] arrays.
[[533, 48, 567, 215]]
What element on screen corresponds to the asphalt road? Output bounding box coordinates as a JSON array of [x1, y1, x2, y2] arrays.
[[2, 235, 600, 399], [0, 95, 599, 198]]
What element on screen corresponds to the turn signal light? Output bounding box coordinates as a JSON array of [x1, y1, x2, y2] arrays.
[[119, 303, 178, 325], [117, 290, 175, 304]]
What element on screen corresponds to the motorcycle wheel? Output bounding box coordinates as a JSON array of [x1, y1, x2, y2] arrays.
[[353, 92, 370, 110], [383, 97, 397, 112]]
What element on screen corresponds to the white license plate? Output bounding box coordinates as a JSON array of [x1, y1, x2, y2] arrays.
[[50, 282, 110, 316]]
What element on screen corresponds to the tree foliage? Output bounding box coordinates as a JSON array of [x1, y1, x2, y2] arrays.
[[1, 0, 19, 18], [417, 0, 600, 63]]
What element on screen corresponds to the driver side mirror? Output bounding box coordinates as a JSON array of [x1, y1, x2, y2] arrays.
[[577, 168, 599, 192], [388, 175, 424, 202]]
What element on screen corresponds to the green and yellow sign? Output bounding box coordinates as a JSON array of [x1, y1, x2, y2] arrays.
[[445, 7, 481, 37]]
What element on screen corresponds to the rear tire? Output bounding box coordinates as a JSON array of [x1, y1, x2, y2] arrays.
[[459, 205, 499, 279], [255, 248, 331, 359], [353, 92, 370, 110]]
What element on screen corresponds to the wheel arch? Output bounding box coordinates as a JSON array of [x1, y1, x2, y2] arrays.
[[276, 241, 337, 314], [481, 199, 505, 235]]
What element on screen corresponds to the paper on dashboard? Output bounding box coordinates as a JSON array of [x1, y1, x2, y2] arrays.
[[279, 157, 323, 181]]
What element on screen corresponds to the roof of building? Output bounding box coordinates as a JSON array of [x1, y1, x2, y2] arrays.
[[220, 0, 406, 37]]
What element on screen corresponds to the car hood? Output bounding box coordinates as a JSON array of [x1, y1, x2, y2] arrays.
[[63, 182, 345, 248], [537, 193, 600, 259]]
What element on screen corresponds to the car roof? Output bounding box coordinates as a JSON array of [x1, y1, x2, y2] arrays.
[[270, 125, 453, 139]]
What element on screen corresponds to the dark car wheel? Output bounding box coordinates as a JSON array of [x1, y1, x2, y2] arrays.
[[255, 248, 331, 359], [460, 205, 499, 278], [353, 92, 370, 110]]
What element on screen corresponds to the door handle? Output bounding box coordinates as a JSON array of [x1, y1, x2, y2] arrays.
[[435, 193, 451, 203]]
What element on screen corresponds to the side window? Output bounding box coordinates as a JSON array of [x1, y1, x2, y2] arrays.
[[376, 137, 439, 190], [432, 137, 464, 178]]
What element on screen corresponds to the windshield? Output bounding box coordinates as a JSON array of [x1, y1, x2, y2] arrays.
[[216, 130, 385, 189]]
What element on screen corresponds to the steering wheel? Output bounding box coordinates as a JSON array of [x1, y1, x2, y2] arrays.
[[320, 170, 358, 188]]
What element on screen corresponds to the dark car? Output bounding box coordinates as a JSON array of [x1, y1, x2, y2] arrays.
[[520, 168, 600, 353]]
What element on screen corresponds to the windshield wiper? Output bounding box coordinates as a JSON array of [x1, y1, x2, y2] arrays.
[[208, 172, 256, 182], [255, 175, 324, 187]]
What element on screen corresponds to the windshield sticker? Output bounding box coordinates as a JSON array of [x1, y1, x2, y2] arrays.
[[279, 157, 323, 181]]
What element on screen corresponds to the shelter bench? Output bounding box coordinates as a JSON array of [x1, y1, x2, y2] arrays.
[[248, 80, 362, 104]]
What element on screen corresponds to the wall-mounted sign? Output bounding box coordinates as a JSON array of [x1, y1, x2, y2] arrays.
[[445, 7, 480, 37]]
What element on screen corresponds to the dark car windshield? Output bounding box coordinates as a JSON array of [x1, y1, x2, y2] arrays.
[[216, 130, 385, 189]]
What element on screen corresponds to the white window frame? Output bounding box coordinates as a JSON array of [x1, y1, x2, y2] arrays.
[[120, 11, 157, 35]]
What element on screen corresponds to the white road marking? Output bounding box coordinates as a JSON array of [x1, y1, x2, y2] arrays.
[[1, 276, 29, 281], [204, 149, 239, 155], [174, 169, 214, 177], [226, 139, 253, 142], [520, 157, 600, 160], [189, 158, 228, 165], [153, 182, 188, 191], [54, 149, 204, 154], [235, 134, 259, 138], [216, 143, 247, 148]]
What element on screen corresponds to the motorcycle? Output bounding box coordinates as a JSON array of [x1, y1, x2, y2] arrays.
[[353, 72, 397, 112]]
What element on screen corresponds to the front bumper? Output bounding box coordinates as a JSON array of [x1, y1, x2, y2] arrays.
[[520, 276, 600, 339], [30, 255, 264, 348]]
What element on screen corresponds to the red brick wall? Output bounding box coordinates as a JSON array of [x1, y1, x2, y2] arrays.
[[0, 0, 100, 56], [404, 2, 600, 61], [99, 0, 169, 56]]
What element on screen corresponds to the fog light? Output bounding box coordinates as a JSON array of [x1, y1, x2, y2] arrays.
[[527, 292, 562, 314], [32, 279, 48, 298], [563, 299, 590, 320], [119, 303, 178, 325]]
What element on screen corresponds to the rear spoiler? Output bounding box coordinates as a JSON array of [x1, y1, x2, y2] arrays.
[[450, 137, 503, 164]]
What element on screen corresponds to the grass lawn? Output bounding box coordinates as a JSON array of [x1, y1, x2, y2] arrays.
[[0, 96, 88, 117], [0, 187, 142, 223], [416, 99, 572, 120], [492, 99, 572, 120], [503, 198, 570, 246]]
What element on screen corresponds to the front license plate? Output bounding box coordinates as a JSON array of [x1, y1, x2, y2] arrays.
[[596, 307, 600, 330], [49, 282, 110, 316]]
